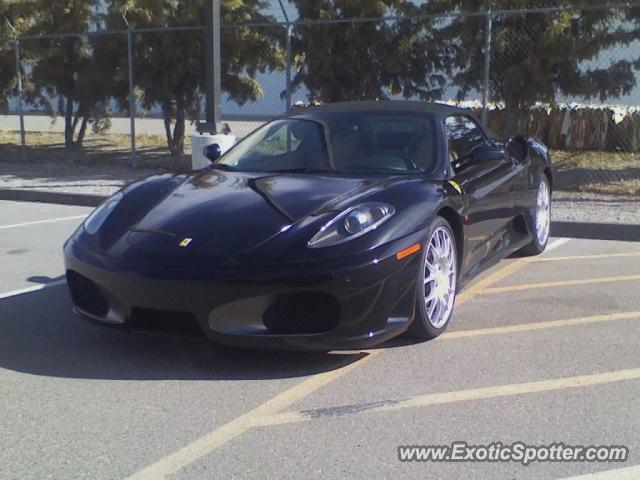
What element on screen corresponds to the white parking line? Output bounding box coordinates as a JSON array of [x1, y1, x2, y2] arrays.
[[0, 279, 67, 300], [0, 215, 87, 230], [558, 465, 640, 480], [546, 237, 570, 251]]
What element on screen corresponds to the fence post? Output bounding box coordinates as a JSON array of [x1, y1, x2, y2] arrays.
[[14, 39, 26, 161], [127, 30, 137, 168], [481, 11, 493, 125], [285, 23, 293, 112]]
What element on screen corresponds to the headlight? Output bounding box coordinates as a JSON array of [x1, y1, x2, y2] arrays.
[[308, 202, 395, 248], [84, 191, 123, 235]]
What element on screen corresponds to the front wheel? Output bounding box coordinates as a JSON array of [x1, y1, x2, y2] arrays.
[[407, 217, 458, 340], [519, 177, 551, 256]]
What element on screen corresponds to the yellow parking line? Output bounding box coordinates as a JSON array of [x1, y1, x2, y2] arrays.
[[455, 237, 570, 303], [127, 250, 534, 478], [258, 367, 640, 427], [371, 367, 640, 414], [127, 350, 381, 479], [526, 251, 640, 263], [441, 311, 640, 339], [481, 274, 640, 295], [457, 260, 527, 305]]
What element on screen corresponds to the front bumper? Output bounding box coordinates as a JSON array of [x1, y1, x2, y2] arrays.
[[63, 232, 425, 351]]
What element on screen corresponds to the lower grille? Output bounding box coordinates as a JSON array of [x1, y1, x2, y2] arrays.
[[66, 270, 109, 318], [129, 307, 204, 337], [263, 292, 340, 334]]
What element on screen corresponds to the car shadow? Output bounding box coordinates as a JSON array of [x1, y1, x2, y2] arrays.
[[0, 279, 368, 381]]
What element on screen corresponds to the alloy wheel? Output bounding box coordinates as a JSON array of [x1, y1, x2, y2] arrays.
[[535, 180, 551, 246], [424, 226, 457, 329]]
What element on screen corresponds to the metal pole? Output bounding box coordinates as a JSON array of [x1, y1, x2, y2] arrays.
[[198, 0, 222, 134], [14, 39, 26, 161], [481, 11, 493, 125], [285, 23, 292, 111], [127, 30, 137, 168]]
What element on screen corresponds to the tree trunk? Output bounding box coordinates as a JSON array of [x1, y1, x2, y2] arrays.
[[172, 96, 186, 157], [163, 105, 174, 154], [64, 95, 75, 149], [503, 100, 520, 138], [76, 117, 89, 146]]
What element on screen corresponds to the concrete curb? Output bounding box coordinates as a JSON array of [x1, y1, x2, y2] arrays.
[[552, 221, 640, 243]]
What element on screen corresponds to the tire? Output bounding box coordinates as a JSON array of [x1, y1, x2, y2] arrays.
[[407, 217, 458, 340], [519, 176, 551, 256]]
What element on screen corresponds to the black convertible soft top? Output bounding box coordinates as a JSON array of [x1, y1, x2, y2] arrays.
[[287, 100, 469, 119]]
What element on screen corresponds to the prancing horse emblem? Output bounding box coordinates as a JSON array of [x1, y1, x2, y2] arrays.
[[179, 238, 193, 248]]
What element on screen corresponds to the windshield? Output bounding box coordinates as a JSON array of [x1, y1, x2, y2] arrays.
[[216, 112, 437, 174]]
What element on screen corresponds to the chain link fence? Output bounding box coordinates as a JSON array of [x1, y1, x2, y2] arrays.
[[1, 3, 639, 197]]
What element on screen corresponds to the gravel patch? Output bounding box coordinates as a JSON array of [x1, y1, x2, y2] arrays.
[[552, 191, 640, 225]]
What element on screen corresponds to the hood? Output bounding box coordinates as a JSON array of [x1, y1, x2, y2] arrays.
[[114, 169, 395, 266]]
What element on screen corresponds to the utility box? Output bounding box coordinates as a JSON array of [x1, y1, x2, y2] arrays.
[[191, 133, 236, 170]]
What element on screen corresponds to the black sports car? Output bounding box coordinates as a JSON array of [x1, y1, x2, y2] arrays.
[[64, 101, 552, 350]]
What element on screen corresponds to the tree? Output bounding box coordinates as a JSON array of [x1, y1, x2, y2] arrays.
[[0, 22, 17, 115], [288, 0, 452, 103], [18, 0, 115, 149], [105, 0, 284, 156], [0, 0, 31, 114], [442, 0, 640, 134]]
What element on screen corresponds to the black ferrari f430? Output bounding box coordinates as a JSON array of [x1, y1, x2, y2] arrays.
[[64, 101, 552, 350]]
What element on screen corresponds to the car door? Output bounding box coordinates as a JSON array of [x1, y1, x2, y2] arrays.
[[505, 137, 533, 216], [445, 115, 517, 273]]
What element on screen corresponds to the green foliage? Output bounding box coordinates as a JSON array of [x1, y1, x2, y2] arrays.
[[3, 0, 639, 153], [15, 0, 115, 148], [104, 0, 284, 156], [441, 0, 640, 133], [0, 36, 16, 114], [0, 0, 32, 113], [289, 0, 452, 102]]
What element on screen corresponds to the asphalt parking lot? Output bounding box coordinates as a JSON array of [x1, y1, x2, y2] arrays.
[[1, 199, 639, 480]]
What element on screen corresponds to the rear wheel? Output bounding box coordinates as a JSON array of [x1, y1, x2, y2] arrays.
[[408, 217, 457, 339], [520, 177, 551, 256]]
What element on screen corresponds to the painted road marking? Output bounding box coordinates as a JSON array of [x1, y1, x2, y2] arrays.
[[546, 237, 570, 251], [482, 274, 640, 295], [257, 367, 640, 427], [457, 260, 528, 305], [126, 239, 573, 478], [558, 465, 640, 479], [0, 215, 86, 230], [442, 311, 640, 339], [127, 248, 534, 478], [527, 251, 640, 263], [127, 351, 381, 479], [456, 239, 569, 304], [0, 279, 67, 300]]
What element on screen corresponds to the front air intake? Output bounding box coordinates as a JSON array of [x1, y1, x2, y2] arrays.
[[263, 292, 340, 334], [129, 307, 204, 337], [66, 270, 109, 318]]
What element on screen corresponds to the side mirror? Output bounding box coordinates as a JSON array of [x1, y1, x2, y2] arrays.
[[203, 143, 222, 162], [506, 136, 528, 163]]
